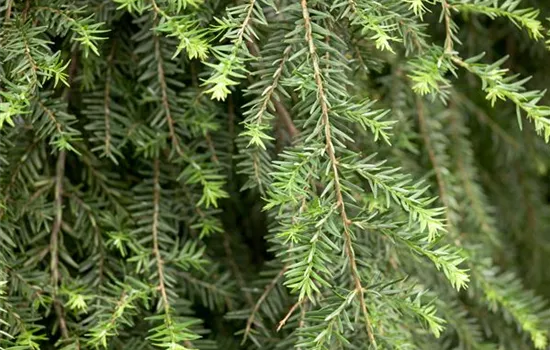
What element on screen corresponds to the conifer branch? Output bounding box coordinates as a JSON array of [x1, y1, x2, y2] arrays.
[[4, 0, 12, 21], [452, 0, 544, 39], [22, 34, 40, 86], [152, 157, 169, 315], [237, 0, 256, 45], [450, 55, 550, 142], [49, 53, 77, 343], [92, 290, 128, 343], [245, 41, 297, 138], [150, 157, 196, 349], [205, 133, 219, 163], [37, 100, 63, 134], [243, 266, 286, 343], [153, 34, 183, 157], [203, 0, 257, 100], [277, 299, 303, 331], [416, 98, 452, 226], [441, 0, 454, 53], [22, 0, 29, 21], [254, 45, 293, 134], [50, 150, 65, 290], [300, 0, 376, 345], [53, 300, 69, 339], [2, 1, 550, 348], [51, 150, 69, 340], [274, 95, 298, 139]]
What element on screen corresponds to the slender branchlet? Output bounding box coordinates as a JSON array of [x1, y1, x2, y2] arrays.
[[301, 0, 376, 345]]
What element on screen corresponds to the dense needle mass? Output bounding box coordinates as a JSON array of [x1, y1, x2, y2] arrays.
[[1, 0, 550, 349]]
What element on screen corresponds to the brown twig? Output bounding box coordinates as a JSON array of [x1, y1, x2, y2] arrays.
[[152, 158, 193, 350], [300, 0, 376, 346], [4, 0, 12, 21], [298, 300, 307, 328], [274, 98, 299, 138], [152, 158, 170, 314], [235, 0, 257, 51], [441, 0, 453, 53], [22, 0, 30, 21], [50, 51, 79, 340], [243, 266, 287, 343], [22, 33, 39, 84], [253, 45, 297, 137], [54, 300, 69, 339], [50, 150, 69, 339], [205, 133, 219, 163], [50, 151, 66, 289], [245, 40, 298, 138], [153, 32, 184, 157], [277, 299, 303, 331], [37, 100, 63, 134]]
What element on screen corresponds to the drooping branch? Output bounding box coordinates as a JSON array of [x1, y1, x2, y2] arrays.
[[416, 98, 452, 226], [243, 266, 286, 343], [152, 157, 169, 315], [50, 151, 65, 289], [151, 158, 195, 349], [245, 41, 298, 138], [50, 150, 69, 339], [300, 0, 376, 345], [153, 34, 183, 157]]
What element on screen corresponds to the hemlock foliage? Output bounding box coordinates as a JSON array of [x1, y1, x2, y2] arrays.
[[1, 0, 550, 349]]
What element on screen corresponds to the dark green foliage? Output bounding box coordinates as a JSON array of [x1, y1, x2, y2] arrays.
[[1, 0, 550, 349]]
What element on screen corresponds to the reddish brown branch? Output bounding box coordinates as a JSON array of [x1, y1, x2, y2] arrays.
[[243, 266, 287, 343], [300, 0, 376, 345], [277, 299, 303, 331]]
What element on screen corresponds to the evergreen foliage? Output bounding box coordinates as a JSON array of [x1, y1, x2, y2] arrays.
[[1, 0, 550, 349]]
